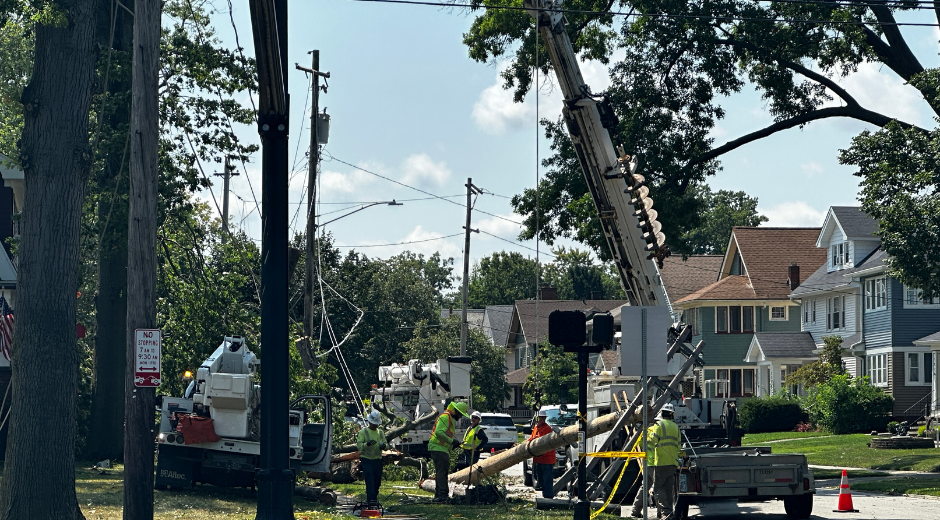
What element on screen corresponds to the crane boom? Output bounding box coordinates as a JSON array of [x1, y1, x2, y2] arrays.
[[526, 0, 669, 307]]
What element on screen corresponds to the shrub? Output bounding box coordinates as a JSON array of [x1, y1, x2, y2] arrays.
[[795, 421, 814, 432], [917, 425, 927, 437], [738, 395, 805, 433], [887, 421, 899, 434], [809, 374, 894, 434]]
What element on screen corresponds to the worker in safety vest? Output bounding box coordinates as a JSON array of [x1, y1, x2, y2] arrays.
[[630, 403, 681, 519], [428, 401, 469, 502], [356, 410, 388, 506], [461, 411, 489, 467], [528, 409, 557, 498]]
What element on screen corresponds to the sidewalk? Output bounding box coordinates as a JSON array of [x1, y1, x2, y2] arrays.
[[810, 464, 940, 480]]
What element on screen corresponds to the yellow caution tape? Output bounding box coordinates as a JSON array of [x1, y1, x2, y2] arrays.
[[590, 455, 631, 519], [584, 451, 646, 459]]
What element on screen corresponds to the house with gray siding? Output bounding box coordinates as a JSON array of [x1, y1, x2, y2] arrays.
[[790, 206, 940, 418], [672, 227, 827, 398]]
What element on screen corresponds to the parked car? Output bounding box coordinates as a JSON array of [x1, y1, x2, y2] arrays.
[[478, 413, 517, 451], [522, 405, 578, 489]]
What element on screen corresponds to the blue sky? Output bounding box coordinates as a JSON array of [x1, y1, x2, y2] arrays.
[[203, 1, 940, 269]]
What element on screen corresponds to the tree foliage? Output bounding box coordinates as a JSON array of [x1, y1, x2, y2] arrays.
[[542, 246, 623, 299], [808, 374, 893, 434], [467, 251, 539, 307], [401, 317, 510, 412], [523, 341, 579, 407], [786, 335, 846, 389], [681, 187, 768, 255], [463, 0, 938, 274]]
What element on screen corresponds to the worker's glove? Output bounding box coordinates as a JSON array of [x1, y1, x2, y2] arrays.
[[366, 440, 377, 447], [380, 443, 387, 450], [452, 440, 461, 449]]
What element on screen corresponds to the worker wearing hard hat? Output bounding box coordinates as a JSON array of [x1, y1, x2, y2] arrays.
[[461, 411, 489, 467], [528, 409, 556, 498], [427, 401, 470, 502], [357, 410, 388, 506], [630, 403, 681, 519]]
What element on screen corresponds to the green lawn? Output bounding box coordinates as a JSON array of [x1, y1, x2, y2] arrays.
[[852, 477, 940, 497], [764, 434, 940, 472], [741, 431, 831, 444], [810, 469, 890, 479]]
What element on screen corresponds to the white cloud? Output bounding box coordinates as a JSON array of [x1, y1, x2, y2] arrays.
[[400, 153, 451, 187], [319, 168, 376, 194], [830, 62, 933, 128], [341, 225, 462, 259], [800, 162, 824, 178], [472, 79, 534, 135], [760, 201, 826, 227], [476, 213, 523, 237]]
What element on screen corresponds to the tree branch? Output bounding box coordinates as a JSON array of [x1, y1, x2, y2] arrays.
[[687, 105, 926, 169], [867, 4, 924, 78]]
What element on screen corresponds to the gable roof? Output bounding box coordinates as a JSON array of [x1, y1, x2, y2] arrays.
[[511, 299, 628, 345], [745, 332, 818, 362], [595, 349, 618, 372], [790, 247, 887, 297], [506, 366, 530, 386], [914, 330, 940, 346], [483, 305, 513, 346], [659, 255, 722, 304], [830, 206, 878, 239], [728, 227, 828, 299], [674, 275, 756, 304]]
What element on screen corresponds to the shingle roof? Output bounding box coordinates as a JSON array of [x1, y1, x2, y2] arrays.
[[753, 332, 818, 358], [512, 299, 628, 345], [831, 206, 878, 239], [732, 227, 828, 299], [674, 275, 756, 304], [659, 255, 723, 303], [440, 308, 485, 329], [790, 247, 887, 297], [484, 305, 514, 346], [914, 330, 940, 345], [595, 350, 618, 371], [506, 366, 530, 385]]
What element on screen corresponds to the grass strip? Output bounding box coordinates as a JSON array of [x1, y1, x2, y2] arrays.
[[851, 477, 940, 497], [763, 434, 940, 472]]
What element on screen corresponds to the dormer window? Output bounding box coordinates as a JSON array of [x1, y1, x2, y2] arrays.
[[830, 242, 849, 268]]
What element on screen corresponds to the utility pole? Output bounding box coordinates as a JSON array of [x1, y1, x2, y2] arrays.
[[124, 0, 161, 519], [214, 156, 239, 242], [460, 178, 481, 357], [295, 51, 329, 371], [249, 0, 292, 518]]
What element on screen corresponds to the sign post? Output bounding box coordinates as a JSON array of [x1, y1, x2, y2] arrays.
[[134, 328, 161, 387]]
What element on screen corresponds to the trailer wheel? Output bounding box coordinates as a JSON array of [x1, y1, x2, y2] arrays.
[[783, 494, 813, 520]]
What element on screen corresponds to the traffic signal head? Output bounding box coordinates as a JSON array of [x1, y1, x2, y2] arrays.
[[549, 310, 586, 352]]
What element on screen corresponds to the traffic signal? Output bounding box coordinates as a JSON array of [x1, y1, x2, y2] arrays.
[[549, 310, 586, 352], [591, 313, 615, 348], [617, 148, 670, 268]]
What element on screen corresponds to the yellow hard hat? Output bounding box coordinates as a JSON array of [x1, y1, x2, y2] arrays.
[[449, 401, 470, 418]]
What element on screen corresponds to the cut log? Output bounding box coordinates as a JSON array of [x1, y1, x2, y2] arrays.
[[448, 409, 643, 485], [334, 410, 438, 454], [294, 485, 338, 506], [534, 497, 622, 515]]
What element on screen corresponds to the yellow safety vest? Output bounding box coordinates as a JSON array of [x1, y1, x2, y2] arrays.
[[461, 425, 483, 451], [356, 427, 387, 460], [647, 418, 680, 467], [428, 412, 455, 453]]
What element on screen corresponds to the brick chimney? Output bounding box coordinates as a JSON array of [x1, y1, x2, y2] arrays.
[[539, 284, 558, 300], [787, 263, 801, 291]]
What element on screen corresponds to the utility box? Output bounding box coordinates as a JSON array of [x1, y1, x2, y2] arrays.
[[619, 305, 671, 376], [443, 356, 472, 398], [207, 373, 252, 438]]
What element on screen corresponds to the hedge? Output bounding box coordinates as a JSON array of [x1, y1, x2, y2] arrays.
[[738, 396, 805, 433]]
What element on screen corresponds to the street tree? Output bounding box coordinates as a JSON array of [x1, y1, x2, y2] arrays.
[[785, 335, 846, 389], [542, 246, 624, 300], [467, 251, 539, 307], [462, 0, 939, 283], [523, 341, 579, 407], [0, 0, 98, 518], [681, 187, 768, 255]]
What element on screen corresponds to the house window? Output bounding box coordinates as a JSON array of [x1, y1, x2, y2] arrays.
[[685, 308, 700, 336], [811, 300, 817, 323], [903, 285, 940, 308], [906, 352, 933, 385], [865, 277, 887, 311], [867, 353, 888, 386], [831, 243, 848, 268], [770, 306, 787, 321], [715, 306, 755, 333], [827, 296, 845, 330], [803, 301, 809, 324], [714, 368, 756, 397]]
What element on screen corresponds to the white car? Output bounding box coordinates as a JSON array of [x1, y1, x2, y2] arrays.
[[478, 413, 517, 451]]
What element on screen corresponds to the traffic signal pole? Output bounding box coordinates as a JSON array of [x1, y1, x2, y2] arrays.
[[574, 347, 589, 520]]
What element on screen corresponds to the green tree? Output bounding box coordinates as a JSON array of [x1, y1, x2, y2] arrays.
[[401, 317, 509, 412], [462, 1, 936, 273], [786, 335, 846, 389], [809, 374, 893, 434], [0, 15, 31, 158], [543, 246, 625, 300], [682, 187, 768, 255], [467, 251, 539, 307], [523, 341, 579, 406]]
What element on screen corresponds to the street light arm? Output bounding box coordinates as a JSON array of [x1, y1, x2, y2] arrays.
[[316, 200, 401, 228]]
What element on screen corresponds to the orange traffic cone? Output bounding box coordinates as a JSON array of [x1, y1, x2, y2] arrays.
[[491, 447, 495, 453], [833, 469, 859, 513]]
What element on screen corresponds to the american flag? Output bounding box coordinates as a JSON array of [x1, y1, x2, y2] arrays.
[[0, 295, 12, 362]]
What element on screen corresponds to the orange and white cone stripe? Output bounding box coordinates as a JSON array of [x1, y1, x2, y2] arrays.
[[833, 469, 859, 513]]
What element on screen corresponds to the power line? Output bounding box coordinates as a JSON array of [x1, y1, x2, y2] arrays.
[[345, 0, 940, 27], [335, 232, 463, 248], [477, 229, 558, 258]]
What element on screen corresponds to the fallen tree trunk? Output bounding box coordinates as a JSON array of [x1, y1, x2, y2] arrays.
[[534, 497, 622, 515], [294, 486, 338, 506], [448, 409, 643, 485], [334, 410, 438, 454]]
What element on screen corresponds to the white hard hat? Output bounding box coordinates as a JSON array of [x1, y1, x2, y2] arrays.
[[366, 410, 383, 425], [537, 409, 549, 417], [661, 403, 675, 414], [471, 411, 482, 419]]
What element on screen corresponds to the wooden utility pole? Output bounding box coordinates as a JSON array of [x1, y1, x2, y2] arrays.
[[295, 50, 329, 371], [214, 156, 239, 242], [124, 0, 161, 518], [460, 178, 481, 357]]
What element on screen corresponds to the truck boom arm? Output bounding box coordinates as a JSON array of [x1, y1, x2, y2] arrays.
[[526, 0, 668, 307]]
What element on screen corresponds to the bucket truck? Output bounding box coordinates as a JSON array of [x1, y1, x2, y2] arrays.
[[154, 336, 332, 489]]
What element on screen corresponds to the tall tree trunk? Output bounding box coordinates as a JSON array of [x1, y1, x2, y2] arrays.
[[0, 1, 98, 519], [123, 0, 161, 518], [85, 0, 134, 461]]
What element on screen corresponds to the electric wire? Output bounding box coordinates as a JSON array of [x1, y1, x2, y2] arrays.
[[334, 232, 464, 248]]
